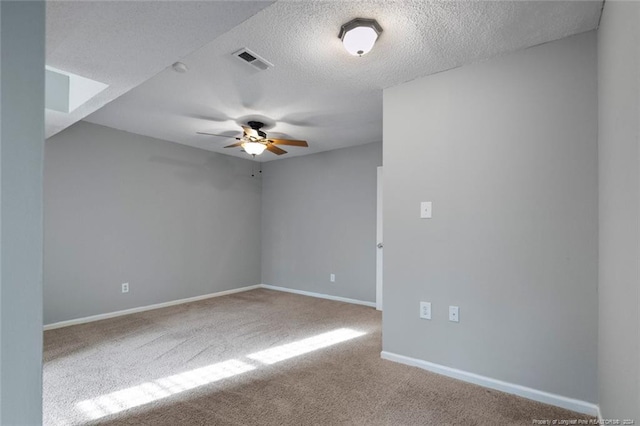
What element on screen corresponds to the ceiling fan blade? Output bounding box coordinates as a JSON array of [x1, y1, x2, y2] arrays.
[[224, 141, 244, 148], [268, 138, 308, 147], [197, 131, 239, 139], [266, 144, 287, 155]]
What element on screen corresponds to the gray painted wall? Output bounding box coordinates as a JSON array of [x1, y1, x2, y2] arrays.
[[0, 2, 45, 424], [44, 122, 261, 324], [597, 1, 640, 420], [382, 32, 598, 402], [261, 142, 382, 302]]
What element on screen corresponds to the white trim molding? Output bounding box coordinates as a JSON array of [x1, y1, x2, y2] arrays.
[[260, 284, 376, 308], [44, 284, 376, 331], [44, 285, 262, 330], [380, 351, 599, 416]]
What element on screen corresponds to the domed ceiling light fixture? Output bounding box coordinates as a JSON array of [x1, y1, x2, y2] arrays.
[[338, 18, 383, 57]]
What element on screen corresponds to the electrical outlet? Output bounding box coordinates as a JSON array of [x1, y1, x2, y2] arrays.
[[122, 283, 129, 293], [420, 201, 432, 219], [330, 273, 336, 283], [419, 302, 431, 320], [449, 306, 459, 322]]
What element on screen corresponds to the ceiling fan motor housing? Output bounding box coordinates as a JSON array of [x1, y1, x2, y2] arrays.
[[247, 121, 267, 139]]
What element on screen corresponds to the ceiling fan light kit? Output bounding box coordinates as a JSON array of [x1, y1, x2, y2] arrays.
[[198, 120, 308, 158], [242, 141, 267, 156], [338, 18, 383, 56]]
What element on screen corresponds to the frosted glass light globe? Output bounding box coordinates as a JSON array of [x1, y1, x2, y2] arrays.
[[242, 142, 267, 155], [342, 25, 379, 56]]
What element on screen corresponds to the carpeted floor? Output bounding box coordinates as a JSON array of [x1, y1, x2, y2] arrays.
[[44, 289, 593, 425]]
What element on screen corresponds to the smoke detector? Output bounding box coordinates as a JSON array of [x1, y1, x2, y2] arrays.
[[172, 62, 189, 73], [233, 48, 273, 71]]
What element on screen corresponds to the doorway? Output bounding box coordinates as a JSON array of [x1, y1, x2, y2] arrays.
[[376, 166, 383, 311]]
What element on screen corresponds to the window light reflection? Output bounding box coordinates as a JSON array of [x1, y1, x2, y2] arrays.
[[77, 359, 255, 420], [247, 328, 366, 365], [75, 327, 366, 421]]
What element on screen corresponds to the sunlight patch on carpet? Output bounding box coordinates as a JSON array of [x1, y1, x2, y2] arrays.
[[76, 327, 366, 421], [247, 328, 366, 365], [77, 359, 255, 420]]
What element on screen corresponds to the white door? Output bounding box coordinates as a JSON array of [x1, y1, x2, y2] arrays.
[[376, 166, 383, 311]]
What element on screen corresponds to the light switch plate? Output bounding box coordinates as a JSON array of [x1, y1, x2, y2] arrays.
[[420, 201, 432, 219]]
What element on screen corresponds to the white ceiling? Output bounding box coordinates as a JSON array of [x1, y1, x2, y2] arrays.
[[77, 1, 602, 162], [45, 0, 274, 137]]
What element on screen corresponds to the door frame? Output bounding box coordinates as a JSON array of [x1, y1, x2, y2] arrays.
[[376, 166, 383, 311]]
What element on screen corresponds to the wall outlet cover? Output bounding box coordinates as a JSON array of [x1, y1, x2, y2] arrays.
[[449, 305, 459, 322], [420, 201, 432, 219], [420, 301, 432, 320]]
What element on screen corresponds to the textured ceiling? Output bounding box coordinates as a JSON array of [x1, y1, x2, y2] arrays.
[[45, 0, 274, 137], [84, 0, 602, 161]]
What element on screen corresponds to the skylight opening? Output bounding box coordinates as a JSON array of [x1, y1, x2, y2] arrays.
[[45, 66, 108, 114]]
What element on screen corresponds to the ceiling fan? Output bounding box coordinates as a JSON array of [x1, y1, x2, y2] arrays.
[[197, 121, 308, 156]]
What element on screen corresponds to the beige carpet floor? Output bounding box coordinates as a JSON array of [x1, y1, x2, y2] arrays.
[[44, 289, 593, 425]]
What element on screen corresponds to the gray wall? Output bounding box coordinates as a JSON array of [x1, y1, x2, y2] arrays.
[[261, 142, 382, 302], [0, 1, 45, 424], [44, 122, 261, 324], [597, 1, 640, 420], [382, 32, 598, 402]]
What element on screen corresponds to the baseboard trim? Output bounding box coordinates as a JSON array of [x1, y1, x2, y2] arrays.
[[44, 284, 375, 331], [44, 285, 262, 330], [260, 284, 376, 308], [380, 351, 599, 416]]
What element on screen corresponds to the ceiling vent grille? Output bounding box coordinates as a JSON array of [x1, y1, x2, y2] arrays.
[[233, 48, 273, 71]]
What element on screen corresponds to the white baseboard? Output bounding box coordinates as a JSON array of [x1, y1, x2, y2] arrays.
[[260, 284, 376, 308], [44, 283, 374, 331], [380, 351, 599, 416], [44, 285, 262, 331]]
